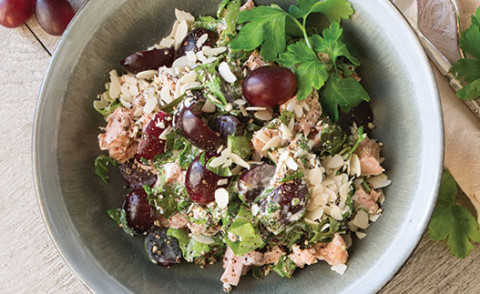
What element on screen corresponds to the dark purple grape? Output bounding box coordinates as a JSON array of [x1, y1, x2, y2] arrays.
[[136, 111, 172, 161], [178, 28, 217, 57], [260, 179, 308, 233], [35, 0, 74, 36], [0, 0, 33, 28], [238, 164, 275, 203], [176, 107, 223, 152], [185, 152, 229, 205], [121, 47, 174, 74], [242, 66, 297, 107], [118, 160, 157, 189], [215, 115, 244, 138], [337, 101, 374, 133], [122, 189, 156, 234], [145, 227, 182, 266]]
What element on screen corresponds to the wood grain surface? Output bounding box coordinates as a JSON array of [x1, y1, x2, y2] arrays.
[[0, 0, 479, 293]]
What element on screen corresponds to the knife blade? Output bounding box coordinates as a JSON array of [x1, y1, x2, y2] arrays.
[[392, 0, 480, 120]]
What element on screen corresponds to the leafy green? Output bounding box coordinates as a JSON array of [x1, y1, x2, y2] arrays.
[[206, 157, 233, 177], [227, 136, 252, 159], [224, 0, 242, 37], [144, 184, 177, 218], [321, 73, 370, 122], [278, 39, 328, 100], [288, 0, 353, 22], [278, 171, 305, 183], [94, 100, 121, 117], [167, 228, 212, 262], [343, 126, 366, 156], [279, 110, 294, 125], [226, 206, 264, 255], [94, 154, 118, 184], [429, 170, 480, 258], [160, 93, 186, 113], [230, 5, 287, 62], [272, 255, 296, 278], [311, 22, 359, 67], [450, 7, 480, 100], [106, 208, 135, 236], [312, 117, 346, 155], [194, 16, 220, 30]]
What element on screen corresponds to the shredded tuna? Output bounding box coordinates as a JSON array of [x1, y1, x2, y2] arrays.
[[355, 137, 384, 176], [288, 244, 318, 268], [162, 162, 186, 184], [187, 222, 221, 236], [244, 50, 267, 71], [315, 234, 348, 266], [354, 185, 380, 214], [251, 128, 281, 158], [98, 107, 137, 163], [240, 0, 255, 11], [168, 213, 189, 229], [262, 246, 285, 265], [221, 247, 244, 286], [281, 91, 322, 136]]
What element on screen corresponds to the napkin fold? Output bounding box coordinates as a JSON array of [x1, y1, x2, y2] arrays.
[[419, 0, 480, 222]]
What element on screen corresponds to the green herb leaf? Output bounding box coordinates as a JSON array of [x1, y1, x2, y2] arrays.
[[278, 171, 305, 183], [278, 39, 328, 100], [289, 0, 353, 23], [272, 255, 296, 278], [94, 154, 118, 184], [450, 59, 480, 83], [106, 209, 122, 224], [230, 5, 287, 62], [429, 170, 480, 258], [311, 22, 359, 67], [167, 228, 213, 262], [226, 206, 264, 255], [321, 73, 370, 122], [460, 14, 480, 59]]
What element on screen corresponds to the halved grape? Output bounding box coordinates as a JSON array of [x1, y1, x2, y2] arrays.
[[136, 111, 172, 161], [122, 189, 156, 234], [238, 164, 275, 203], [178, 28, 217, 57], [118, 160, 157, 189], [35, 0, 75, 36], [242, 66, 297, 107], [176, 107, 223, 152], [215, 115, 244, 138], [145, 227, 182, 266], [185, 152, 229, 205], [0, 0, 33, 28], [260, 179, 308, 233], [121, 47, 174, 74]]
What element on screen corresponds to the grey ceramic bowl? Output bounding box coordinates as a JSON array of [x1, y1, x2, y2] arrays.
[[33, 0, 443, 293]]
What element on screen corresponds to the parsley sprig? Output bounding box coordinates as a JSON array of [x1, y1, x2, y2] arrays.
[[450, 7, 480, 100], [229, 0, 369, 121], [429, 170, 480, 258]]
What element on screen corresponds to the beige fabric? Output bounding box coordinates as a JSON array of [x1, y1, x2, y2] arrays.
[[419, 0, 480, 222]]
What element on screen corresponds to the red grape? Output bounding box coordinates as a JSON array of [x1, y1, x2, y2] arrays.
[[35, 0, 74, 36], [145, 227, 182, 266], [176, 107, 223, 152], [178, 28, 217, 57], [242, 66, 297, 107], [118, 160, 157, 189], [121, 47, 174, 74], [260, 179, 308, 232], [136, 111, 172, 161], [0, 0, 34, 28], [215, 115, 244, 138], [238, 164, 275, 203], [185, 152, 229, 205], [123, 189, 156, 234]]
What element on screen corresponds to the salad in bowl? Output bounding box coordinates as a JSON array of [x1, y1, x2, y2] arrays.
[[93, 0, 391, 291]]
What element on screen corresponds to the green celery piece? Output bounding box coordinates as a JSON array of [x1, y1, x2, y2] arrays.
[[226, 206, 263, 255], [272, 255, 296, 278], [227, 136, 252, 159]]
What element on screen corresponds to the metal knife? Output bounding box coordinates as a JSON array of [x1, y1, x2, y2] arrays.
[[392, 0, 480, 120]]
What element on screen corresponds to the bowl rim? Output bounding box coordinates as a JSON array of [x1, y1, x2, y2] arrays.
[[32, 0, 444, 293]]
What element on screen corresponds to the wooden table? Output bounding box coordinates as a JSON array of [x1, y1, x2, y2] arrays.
[[1, 0, 479, 293]]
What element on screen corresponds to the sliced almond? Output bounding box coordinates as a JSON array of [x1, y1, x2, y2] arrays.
[[254, 110, 273, 121], [215, 188, 229, 209], [262, 136, 282, 151], [218, 61, 237, 83], [143, 96, 158, 115], [136, 70, 157, 80], [108, 70, 121, 99], [174, 20, 189, 50]]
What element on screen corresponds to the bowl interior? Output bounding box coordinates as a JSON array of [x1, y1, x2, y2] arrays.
[[33, 0, 443, 293]]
